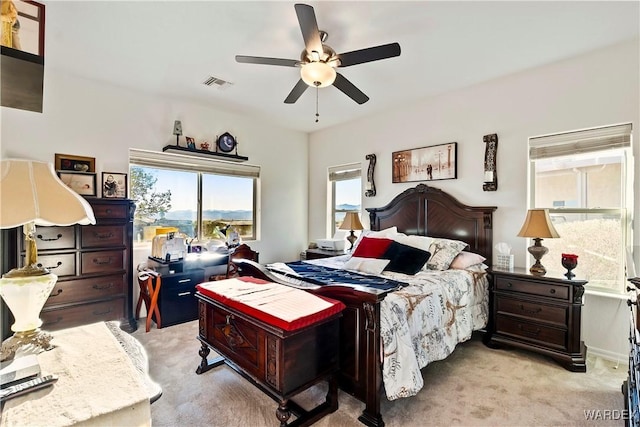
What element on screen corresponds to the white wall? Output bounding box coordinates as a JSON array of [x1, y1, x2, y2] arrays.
[[308, 40, 640, 361], [1, 70, 310, 265]]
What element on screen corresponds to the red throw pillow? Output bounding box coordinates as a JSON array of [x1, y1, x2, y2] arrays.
[[352, 237, 393, 259]]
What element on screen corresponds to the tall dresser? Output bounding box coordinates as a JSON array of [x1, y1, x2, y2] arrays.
[[2, 198, 137, 336]]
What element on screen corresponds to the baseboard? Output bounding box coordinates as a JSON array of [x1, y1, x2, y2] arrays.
[[587, 345, 627, 365]]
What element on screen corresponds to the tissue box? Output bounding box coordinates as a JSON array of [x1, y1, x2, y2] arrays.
[[496, 254, 514, 270]]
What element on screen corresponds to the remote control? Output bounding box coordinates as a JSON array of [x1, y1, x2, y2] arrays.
[[0, 375, 58, 402]]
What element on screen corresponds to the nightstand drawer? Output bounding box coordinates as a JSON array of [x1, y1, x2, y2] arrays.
[[496, 296, 567, 327], [496, 315, 567, 351], [495, 277, 569, 300]]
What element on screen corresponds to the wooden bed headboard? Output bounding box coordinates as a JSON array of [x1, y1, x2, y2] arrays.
[[367, 184, 497, 263]]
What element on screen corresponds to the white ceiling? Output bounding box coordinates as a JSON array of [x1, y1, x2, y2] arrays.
[[43, 1, 639, 133]]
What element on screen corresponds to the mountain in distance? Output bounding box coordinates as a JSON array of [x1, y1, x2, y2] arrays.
[[164, 209, 253, 221], [337, 203, 361, 211]]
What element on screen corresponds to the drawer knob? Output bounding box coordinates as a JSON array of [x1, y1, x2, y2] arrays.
[[93, 283, 113, 290], [549, 289, 556, 294], [94, 232, 114, 239], [519, 304, 542, 315], [48, 289, 63, 297], [37, 261, 62, 270], [105, 209, 112, 214], [177, 291, 191, 297], [93, 257, 113, 265], [37, 233, 63, 242], [226, 314, 234, 325], [507, 282, 513, 287]]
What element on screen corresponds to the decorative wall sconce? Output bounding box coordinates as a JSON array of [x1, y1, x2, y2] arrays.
[[172, 120, 182, 145], [365, 154, 376, 197], [483, 133, 498, 191]]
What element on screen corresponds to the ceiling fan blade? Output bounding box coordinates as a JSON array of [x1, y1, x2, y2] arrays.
[[236, 55, 298, 67], [333, 73, 369, 104], [337, 42, 401, 67], [295, 3, 323, 57], [284, 79, 309, 104]]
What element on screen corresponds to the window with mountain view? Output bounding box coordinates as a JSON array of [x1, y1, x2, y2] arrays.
[[129, 149, 259, 247], [329, 163, 362, 236]]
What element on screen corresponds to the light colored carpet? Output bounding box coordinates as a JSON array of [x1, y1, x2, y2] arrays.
[[132, 320, 627, 426]]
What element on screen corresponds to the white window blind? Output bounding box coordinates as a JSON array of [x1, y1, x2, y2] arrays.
[[329, 163, 361, 181], [129, 148, 260, 178], [529, 123, 632, 160]]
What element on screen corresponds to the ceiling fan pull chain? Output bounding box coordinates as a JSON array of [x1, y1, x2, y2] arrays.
[[315, 85, 320, 123]]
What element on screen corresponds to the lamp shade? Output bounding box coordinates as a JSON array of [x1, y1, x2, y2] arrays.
[[0, 159, 96, 229], [300, 62, 336, 88], [339, 212, 364, 231], [517, 209, 560, 239]]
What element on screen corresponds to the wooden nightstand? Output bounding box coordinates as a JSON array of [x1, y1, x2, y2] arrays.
[[486, 267, 587, 372], [305, 248, 347, 260]]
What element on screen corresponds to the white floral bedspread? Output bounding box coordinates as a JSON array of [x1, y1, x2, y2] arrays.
[[290, 256, 489, 400]]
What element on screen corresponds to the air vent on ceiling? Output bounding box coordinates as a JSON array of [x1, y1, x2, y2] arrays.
[[202, 75, 233, 90]]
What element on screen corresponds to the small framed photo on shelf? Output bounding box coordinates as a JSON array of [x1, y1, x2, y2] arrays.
[[102, 172, 127, 198], [54, 153, 96, 173], [57, 171, 97, 197]]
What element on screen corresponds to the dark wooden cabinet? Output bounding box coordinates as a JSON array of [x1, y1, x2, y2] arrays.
[[305, 248, 347, 260], [487, 267, 587, 372], [14, 198, 137, 332], [157, 269, 205, 327]]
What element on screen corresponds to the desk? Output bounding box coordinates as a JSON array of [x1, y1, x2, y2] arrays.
[[1, 322, 151, 426]]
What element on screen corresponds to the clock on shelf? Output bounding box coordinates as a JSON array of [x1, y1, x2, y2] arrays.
[[216, 132, 237, 154]]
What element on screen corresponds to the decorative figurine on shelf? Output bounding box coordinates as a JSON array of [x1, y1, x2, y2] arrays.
[[172, 120, 182, 146], [200, 141, 210, 151], [561, 253, 578, 279], [186, 137, 196, 150]]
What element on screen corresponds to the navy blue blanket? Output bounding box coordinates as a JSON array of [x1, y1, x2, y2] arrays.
[[279, 261, 406, 292]]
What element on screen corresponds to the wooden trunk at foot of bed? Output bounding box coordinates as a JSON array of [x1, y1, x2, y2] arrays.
[[239, 184, 496, 427]]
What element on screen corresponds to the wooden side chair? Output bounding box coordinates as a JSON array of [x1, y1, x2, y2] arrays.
[[216, 244, 259, 280]]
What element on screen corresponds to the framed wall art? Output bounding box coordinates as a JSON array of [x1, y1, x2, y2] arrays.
[[55, 153, 95, 173], [102, 172, 127, 198], [392, 142, 458, 183], [57, 171, 97, 197]]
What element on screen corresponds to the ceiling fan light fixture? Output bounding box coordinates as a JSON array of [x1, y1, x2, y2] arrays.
[[300, 62, 336, 88]]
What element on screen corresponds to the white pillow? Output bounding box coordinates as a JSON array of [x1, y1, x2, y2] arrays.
[[343, 257, 390, 275], [449, 251, 486, 270], [393, 234, 434, 252], [351, 226, 398, 252]]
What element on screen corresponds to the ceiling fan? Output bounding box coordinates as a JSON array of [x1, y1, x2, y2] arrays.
[[236, 3, 401, 106]]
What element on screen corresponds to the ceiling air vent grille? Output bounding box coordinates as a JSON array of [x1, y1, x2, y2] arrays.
[[202, 76, 233, 90]]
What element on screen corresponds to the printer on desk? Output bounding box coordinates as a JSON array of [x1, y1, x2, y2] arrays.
[[315, 239, 346, 251]]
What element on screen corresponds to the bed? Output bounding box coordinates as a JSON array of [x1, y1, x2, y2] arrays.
[[237, 184, 496, 427]]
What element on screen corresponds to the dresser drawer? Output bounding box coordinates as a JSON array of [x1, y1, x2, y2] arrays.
[[29, 253, 76, 277], [32, 226, 76, 251], [81, 226, 125, 248], [495, 276, 569, 301], [45, 274, 125, 307], [496, 296, 567, 327], [41, 298, 124, 331], [91, 202, 128, 220], [81, 250, 124, 275], [496, 315, 567, 351]]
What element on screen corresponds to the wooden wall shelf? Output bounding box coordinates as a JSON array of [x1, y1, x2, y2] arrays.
[[162, 145, 248, 162]]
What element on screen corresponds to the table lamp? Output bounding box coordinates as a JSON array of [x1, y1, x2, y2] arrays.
[[0, 159, 96, 360], [517, 208, 560, 275], [339, 212, 364, 251]]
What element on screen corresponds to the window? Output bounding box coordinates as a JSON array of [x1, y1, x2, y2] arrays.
[[328, 163, 362, 235], [528, 123, 633, 293], [129, 149, 259, 246]]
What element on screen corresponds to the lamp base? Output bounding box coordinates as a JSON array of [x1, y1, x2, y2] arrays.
[[528, 238, 548, 276], [346, 231, 357, 251], [1, 329, 53, 362]]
